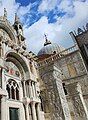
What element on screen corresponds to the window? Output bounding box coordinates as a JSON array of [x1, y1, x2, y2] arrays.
[[6, 80, 19, 100], [67, 63, 77, 77], [62, 83, 67, 95], [9, 108, 19, 120]]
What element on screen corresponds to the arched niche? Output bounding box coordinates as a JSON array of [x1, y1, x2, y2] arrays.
[[5, 51, 30, 80]]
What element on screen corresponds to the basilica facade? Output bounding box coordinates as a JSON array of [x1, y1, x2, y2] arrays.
[[0, 9, 88, 120]]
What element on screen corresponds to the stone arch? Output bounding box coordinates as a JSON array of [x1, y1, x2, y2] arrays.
[[0, 20, 17, 43], [5, 51, 30, 80]]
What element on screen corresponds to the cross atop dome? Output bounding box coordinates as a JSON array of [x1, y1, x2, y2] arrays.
[[44, 34, 51, 46]]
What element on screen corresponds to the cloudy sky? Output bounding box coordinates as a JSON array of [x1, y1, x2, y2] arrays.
[[0, 0, 88, 54]]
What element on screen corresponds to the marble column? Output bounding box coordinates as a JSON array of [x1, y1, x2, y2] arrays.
[[31, 102, 37, 120], [23, 81, 26, 97], [66, 82, 88, 120], [2, 68, 6, 90], [36, 103, 41, 120], [25, 104, 30, 120], [1, 96, 7, 120], [29, 81, 32, 98], [32, 82, 36, 97]]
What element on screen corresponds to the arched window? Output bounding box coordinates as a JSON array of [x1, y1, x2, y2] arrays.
[[16, 87, 19, 100], [6, 84, 10, 98], [11, 86, 15, 99], [6, 80, 19, 100]]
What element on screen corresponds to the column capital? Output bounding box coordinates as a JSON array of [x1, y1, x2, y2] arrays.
[[31, 101, 36, 105]]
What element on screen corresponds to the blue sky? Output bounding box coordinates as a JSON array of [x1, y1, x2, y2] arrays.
[[0, 0, 88, 54]]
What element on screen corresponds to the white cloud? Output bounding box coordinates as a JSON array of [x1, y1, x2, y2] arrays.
[[0, 0, 31, 23], [24, 16, 62, 53], [38, 0, 58, 13], [17, 4, 31, 16], [0, 0, 20, 23], [24, 0, 88, 54]]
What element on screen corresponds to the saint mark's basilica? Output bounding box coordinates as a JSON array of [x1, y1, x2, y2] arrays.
[[0, 8, 88, 120]]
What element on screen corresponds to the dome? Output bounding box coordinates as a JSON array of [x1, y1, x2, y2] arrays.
[[38, 36, 65, 57], [38, 43, 63, 56]]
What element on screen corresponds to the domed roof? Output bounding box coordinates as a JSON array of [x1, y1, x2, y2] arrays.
[[38, 36, 65, 56]]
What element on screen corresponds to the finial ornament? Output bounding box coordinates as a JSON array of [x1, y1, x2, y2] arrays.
[[44, 33, 51, 46], [4, 8, 7, 18], [44, 34, 48, 42], [15, 13, 19, 22]]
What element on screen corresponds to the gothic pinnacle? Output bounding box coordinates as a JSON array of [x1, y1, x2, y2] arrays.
[[4, 8, 7, 18], [15, 13, 20, 23]]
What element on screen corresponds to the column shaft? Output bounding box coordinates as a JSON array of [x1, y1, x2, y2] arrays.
[[23, 81, 26, 97], [25, 104, 30, 120], [36, 103, 41, 120], [31, 102, 37, 120], [1, 96, 6, 120], [29, 81, 32, 98]]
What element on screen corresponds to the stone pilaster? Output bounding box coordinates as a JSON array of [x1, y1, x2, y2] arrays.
[[39, 63, 71, 120], [1, 96, 7, 120], [66, 82, 88, 120]]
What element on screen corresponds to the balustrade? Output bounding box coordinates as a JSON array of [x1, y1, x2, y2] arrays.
[[38, 45, 78, 67]]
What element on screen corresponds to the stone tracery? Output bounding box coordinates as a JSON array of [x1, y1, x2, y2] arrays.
[[6, 79, 19, 100]]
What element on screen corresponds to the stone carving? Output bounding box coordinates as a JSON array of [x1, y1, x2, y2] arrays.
[[72, 96, 85, 117], [40, 65, 71, 120], [67, 82, 88, 120]]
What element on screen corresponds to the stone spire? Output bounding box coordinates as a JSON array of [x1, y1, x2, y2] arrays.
[[13, 13, 26, 49], [44, 34, 51, 46], [4, 8, 7, 18], [15, 13, 20, 23], [13, 13, 23, 36]]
